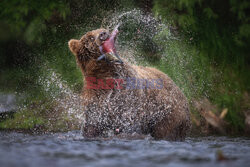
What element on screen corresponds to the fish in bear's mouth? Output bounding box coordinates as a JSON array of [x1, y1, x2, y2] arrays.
[[98, 25, 123, 64]]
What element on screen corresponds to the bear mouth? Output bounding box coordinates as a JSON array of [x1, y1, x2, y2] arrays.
[[97, 25, 123, 63], [101, 26, 119, 53]]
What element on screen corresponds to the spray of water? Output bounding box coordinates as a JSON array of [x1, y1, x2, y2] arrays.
[[101, 9, 208, 99], [101, 9, 169, 64], [38, 68, 84, 125]]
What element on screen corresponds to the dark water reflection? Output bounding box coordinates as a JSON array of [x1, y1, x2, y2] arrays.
[[0, 131, 250, 167]]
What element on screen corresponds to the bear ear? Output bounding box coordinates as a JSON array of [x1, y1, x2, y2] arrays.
[[68, 39, 80, 55]]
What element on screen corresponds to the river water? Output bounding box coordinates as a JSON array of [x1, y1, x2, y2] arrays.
[[0, 131, 249, 167]]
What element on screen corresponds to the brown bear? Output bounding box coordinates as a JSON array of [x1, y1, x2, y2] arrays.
[[68, 28, 190, 140]]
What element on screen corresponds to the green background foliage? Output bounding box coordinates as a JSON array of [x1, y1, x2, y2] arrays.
[[153, 0, 250, 131]]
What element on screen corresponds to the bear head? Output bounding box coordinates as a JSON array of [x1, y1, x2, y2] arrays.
[[68, 28, 110, 68]]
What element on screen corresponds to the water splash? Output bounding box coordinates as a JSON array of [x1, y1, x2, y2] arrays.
[[38, 68, 84, 125], [101, 9, 169, 64], [100, 9, 208, 99]]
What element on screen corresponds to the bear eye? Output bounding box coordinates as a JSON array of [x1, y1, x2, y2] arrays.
[[89, 36, 95, 42]]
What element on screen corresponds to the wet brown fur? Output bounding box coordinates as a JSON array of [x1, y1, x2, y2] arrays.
[[68, 28, 191, 140]]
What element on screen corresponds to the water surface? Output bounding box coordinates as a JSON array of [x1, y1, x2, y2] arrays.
[[1, 131, 250, 167]]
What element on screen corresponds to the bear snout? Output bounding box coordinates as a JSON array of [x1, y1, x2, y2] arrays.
[[99, 31, 109, 41]]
